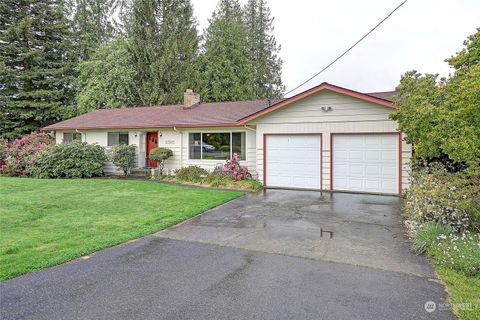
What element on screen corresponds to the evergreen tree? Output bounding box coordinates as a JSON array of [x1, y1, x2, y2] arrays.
[[72, 0, 115, 61], [243, 0, 284, 98], [124, 0, 162, 106], [124, 0, 198, 106], [0, 0, 76, 139], [75, 37, 138, 113], [197, 0, 255, 102], [157, 0, 199, 104]]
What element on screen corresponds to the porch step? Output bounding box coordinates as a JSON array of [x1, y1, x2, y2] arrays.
[[129, 169, 147, 177]]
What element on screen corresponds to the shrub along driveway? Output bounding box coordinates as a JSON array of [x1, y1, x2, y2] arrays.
[[0, 177, 242, 281]]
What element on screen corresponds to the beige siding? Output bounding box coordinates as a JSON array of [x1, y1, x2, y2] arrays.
[[158, 127, 257, 176], [56, 127, 257, 176], [249, 90, 412, 193], [54, 129, 145, 171]]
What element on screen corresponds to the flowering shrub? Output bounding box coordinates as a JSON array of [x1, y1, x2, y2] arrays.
[[1, 134, 53, 176], [431, 232, 480, 277], [403, 164, 480, 232], [220, 153, 252, 181], [0, 139, 7, 166]]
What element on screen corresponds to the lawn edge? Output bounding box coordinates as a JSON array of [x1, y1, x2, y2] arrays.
[[0, 187, 244, 282]]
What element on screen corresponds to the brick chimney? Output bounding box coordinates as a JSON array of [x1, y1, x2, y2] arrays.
[[184, 89, 200, 108]]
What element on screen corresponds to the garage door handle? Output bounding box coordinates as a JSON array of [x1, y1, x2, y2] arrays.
[[320, 228, 333, 239]]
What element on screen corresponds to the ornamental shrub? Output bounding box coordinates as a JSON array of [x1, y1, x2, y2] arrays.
[[203, 170, 236, 187], [220, 153, 251, 181], [403, 163, 480, 232], [149, 147, 173, 175], [430, 232, 480, 277], [0, 139, 7, 166], [107, 144, 136, 176], [29, 142, 106, 178], [1, 133, 53, 176], [173, 166, 208, 182]]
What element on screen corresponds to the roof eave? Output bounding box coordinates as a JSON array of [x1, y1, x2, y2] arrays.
[[41, 122, 243, 131]]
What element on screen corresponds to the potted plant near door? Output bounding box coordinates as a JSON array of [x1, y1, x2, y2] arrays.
[[149, 147, 173, 176]]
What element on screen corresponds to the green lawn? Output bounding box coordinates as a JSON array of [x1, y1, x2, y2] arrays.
[[436, 267, 480, 320], [0, 177, 242, 281]]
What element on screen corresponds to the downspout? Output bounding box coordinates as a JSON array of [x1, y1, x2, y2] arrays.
[[173, 126, 183, 168], [243, 125, 256, 132]]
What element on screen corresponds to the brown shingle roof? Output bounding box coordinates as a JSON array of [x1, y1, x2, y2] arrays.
[[42, 100, 279, 131], [366, 91, 396, 101], [41, 83, 396, 131]]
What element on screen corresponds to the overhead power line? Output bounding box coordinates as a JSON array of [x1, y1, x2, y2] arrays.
[[284, 0, 408, 97]]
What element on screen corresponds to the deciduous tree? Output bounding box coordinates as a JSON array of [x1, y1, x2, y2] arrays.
[[391, 29, 480, 164]]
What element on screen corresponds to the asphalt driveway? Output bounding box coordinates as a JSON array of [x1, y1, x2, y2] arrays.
[[159, 190, 434, 276], [0, 190, 453, 319]]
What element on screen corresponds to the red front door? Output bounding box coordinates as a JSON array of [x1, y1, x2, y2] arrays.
[[146, 132, 158, 167]]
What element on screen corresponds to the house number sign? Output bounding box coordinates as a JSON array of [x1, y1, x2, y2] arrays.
[[165, 140, 175, 145]]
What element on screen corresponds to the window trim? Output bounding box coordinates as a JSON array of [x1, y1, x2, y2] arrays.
[[107, 132, 130, 146], [188, 131, 247, 161], [63, 132, 82, 143]]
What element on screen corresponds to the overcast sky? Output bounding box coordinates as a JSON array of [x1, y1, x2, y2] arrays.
[[193, 0, 479, 96]]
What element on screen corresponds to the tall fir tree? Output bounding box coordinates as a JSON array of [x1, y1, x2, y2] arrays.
[[197, 0, 255, 102], [123, 0, 161, 105], [157, 0, 199, 104], [124, 0, 198, 106], [0, 0, 76, 139], [243, 0, 284, 98], [72, 0, 115, 61]]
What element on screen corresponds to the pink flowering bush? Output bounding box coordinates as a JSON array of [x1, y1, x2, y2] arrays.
[[1, 134, 53, 176], [220, 153, 252, 181], [0, 139, 7, 167]]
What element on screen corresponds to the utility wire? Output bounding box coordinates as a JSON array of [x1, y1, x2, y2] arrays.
[[284, 0, 408, 97]]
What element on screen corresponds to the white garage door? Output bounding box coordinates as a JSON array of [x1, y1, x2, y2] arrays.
[[332, 134, 399, 194], [266, 135, 321, 190]]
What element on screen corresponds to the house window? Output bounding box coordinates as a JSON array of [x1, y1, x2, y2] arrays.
[[188, 132, 246, 160], [63, 132, 82, 142], [108, 132, 129, 146]]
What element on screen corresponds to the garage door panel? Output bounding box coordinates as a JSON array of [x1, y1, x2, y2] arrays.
[[266, 135, 321, 190], [333, 134, 399, 194], [365, 180, 381, 190], [348, 178, 364, 189], [365, 136, 381, 145], [365, 151, 380, 161], [349, 151, 363, 160], [381, 166, 397, 176], [365, 165, 381, 176], [348, 165, 364, 176]]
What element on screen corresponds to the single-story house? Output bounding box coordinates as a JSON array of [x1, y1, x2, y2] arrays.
[[42, 82, 411, 195]]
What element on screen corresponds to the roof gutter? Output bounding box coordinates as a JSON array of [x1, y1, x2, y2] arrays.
[[243, 125, 256, 132]]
